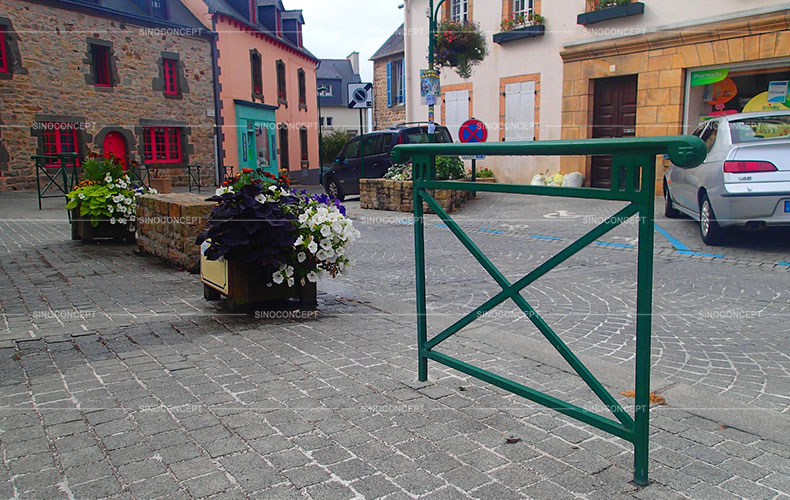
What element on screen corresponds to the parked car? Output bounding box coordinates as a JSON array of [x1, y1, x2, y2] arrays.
[[664, 110, 790, 245], [323, 124, 453, 200]]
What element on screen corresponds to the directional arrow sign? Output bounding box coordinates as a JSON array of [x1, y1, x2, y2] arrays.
[[348, 82, 373, 109]]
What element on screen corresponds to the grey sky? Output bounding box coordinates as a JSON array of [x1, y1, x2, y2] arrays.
[[296, 0, 405, 82]]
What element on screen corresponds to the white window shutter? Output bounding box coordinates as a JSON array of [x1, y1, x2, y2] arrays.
[[445, 90, 469, 141], [504, 83, 520, 142], [519, 81, 535, 142]]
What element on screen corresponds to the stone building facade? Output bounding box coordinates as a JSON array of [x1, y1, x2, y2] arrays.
[[0, 0, 217, 191], [371, 25, 406, 130]]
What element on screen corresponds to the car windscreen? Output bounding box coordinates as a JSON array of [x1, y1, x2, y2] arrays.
[[730, 115, 790, 143], [403, 128, 453, 144]]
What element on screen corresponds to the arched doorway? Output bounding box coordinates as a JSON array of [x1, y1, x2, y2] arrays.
[[103, 131, 128, 168]]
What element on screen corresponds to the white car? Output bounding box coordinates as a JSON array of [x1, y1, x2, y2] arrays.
[[664, 110, 790, 244]]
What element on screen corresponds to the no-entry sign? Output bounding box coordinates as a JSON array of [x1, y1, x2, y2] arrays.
[[458, 119, 488, 143]]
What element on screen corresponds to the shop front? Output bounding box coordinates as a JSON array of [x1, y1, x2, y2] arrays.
[[559, 9, 790, 193], [234, 100, 279, 177]]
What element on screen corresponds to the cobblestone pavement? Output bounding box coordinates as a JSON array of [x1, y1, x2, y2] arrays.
[[1, 192, 789, 500]]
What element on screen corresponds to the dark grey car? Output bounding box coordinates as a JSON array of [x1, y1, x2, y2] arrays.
[[323, 125, 453, 201]]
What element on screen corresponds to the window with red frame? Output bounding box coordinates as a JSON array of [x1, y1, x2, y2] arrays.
[[299, 127, 308, 162], [298, 69, 306, 107], [251, 52, 263, 96], [41, 123, 79, 166], [276, 60, 287, 102], [0, 31, 8, 74], [143, 127, 182, 163], [91, 45, 112, 87], [163, 58, 179, 95]]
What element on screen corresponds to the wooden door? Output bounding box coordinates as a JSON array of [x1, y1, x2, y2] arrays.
[[103, 131, 128, 169], [591, 75, 637, 188]]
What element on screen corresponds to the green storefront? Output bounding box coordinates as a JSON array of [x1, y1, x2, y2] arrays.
[[234, 100, 278, 176]]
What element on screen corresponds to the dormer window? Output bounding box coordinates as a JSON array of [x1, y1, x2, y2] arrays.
[[248, 0, 257, 24], [149, 0, 168, 19]]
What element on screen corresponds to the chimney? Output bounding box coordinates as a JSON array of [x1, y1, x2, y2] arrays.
[[347, 52, 360, 76]]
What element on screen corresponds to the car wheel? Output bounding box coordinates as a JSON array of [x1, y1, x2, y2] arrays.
[[664, 184, 681, 218], [325, 178, 344, 201], [699, 193, 724, 245]]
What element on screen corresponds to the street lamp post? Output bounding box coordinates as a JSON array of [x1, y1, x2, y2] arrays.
[[427, 0, 446, 142], [317, 85, 328, 185]]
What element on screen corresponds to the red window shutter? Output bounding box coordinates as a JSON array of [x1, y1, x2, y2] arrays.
[[163, 59, 178, 95], [0, 31, 8, 73], [93, 46, 111, 86]]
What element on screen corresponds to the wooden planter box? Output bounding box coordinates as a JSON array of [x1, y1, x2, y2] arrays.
[[577, 2, 644, 25], [149, 178, 172, 194], [200, 246, 317, 312], [70, 208, 135, 243], [493, 24, 545, 44], [467, 177, 496, 183]]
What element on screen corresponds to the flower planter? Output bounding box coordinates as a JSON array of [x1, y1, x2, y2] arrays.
[[577, 2, 644, 25], [360, 178, 473, 213], [70, 208, 135, 244], [468, 177, 496, 183], [200, 249, 317, 312], [493, 24, 545, 44], [149, 178, 172, 194]]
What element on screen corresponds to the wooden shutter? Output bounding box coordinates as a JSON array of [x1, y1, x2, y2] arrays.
[[386, 61, 392, 108], [445, 90, 469, 142], [505, 81, 535, 142]]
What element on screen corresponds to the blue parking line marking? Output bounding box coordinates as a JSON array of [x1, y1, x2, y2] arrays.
[[478, 228, 503, 234], [594, 241, 635, 248], [675, 250, 725, 258], [655, 224, 690, 251], [397, 219, 414, 225], [433, 223, 448, 228], [531, 234, 562, 241], [778, 262, 790, 267]]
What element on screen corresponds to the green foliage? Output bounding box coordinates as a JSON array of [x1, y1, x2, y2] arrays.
[[500, 12, 545, 31], [321, 129, 351, 165], [81, 155, 123, 182], [470, 167, 494, 178], [435, 156, 465, 180], [434, 20, 488, 79], [598, 0, 631, 9]]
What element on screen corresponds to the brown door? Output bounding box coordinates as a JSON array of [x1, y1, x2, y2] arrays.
[[591, 75, 637, 188]]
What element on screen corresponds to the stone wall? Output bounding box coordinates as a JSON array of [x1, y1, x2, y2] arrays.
[[0, 1, 217, 191], [360, 178, 473, 214], [372, 56, 406, 130], [136, 193, 214, 272]]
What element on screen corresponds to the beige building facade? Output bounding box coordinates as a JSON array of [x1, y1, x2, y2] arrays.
[[403, 0, 790, 190]]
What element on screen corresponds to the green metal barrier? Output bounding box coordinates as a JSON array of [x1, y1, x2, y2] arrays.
[[391, 136, 706, 485], [33, 153, 79, 210]]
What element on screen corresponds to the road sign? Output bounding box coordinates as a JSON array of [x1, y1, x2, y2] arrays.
[[348, 82, 373, 109], [461, 155, 486, 160], [458, 118, 488, 143]]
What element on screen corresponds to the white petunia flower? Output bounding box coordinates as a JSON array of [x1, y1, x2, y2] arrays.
[[272, 271, 284, 284], [298, 213, 309, 224], [307, 271, 319, 283], [307, 240, 318, 254], [284, 265, 294, 278], [294, 235, 303, 246], [297, 252, 306, 263], [118, 218, 127, 224], [254, 194, 267, 204], [78, 193, 85, 200], [287, 277, 294, 287], [320, 225, 331, 237], [316, 249, 327, 261], [110, 217, 117, 224], [320, 238, 332, 250], [214, 186, 234, 196]]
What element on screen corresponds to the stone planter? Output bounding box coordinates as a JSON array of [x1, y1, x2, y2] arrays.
[[70, 208, 135, 243], [360, 178, 474, 214], [149, 178, 172, 194], [136, 193, 215, 272], [200, 252, 317, 312], [467, 177, 496, 183], [577, 2, 644, 25]]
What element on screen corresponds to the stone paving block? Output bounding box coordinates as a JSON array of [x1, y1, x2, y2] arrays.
[[282, 464, 331, 489], [183, 471, 234, 498], [441, 466, 490, 492], [305, 480, 357, 500], [69, 476, 123, 499]]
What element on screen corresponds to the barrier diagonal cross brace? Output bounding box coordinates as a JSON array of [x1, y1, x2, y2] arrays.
[[391, 136, 706, 486]]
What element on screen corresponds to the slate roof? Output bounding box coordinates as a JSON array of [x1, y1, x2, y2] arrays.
[[201, 0, 317, 61], [54, 0, 208, 31], [317, 58, 361, 105], [370, 24, 404, 61]]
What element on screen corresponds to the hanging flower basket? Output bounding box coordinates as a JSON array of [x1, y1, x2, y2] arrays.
[[434, 20, 488, 79]]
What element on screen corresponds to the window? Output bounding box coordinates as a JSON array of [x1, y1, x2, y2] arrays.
[[149, 0, 168, 19], [278, 125, 289, 171], [319, 117, 324, 126], [276, 60, 287, 103], [0, 31, 8, 74], [513, 0, 533, 17], [504, 80, 536, 142], [91, 45, 112, 87], [343, 137, 360, 158], [143, 127, 182, 163], [276, 9, 282, 37], [299, 127, 308, 163], [326, 117, 333, 126], [250, 51, 263, 97], [41, 123, 79, 165], [319, 84, 333, 97], [163, 58, 178, 95], [450, 0, 468, 22], [298, 69, 306, 108], [297, 25, 303, 47], [387, 59, 405, 107], [700, 122, 718, 152]]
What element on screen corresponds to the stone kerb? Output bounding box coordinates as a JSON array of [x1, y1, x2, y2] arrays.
[[360, 178, 473, 214]]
